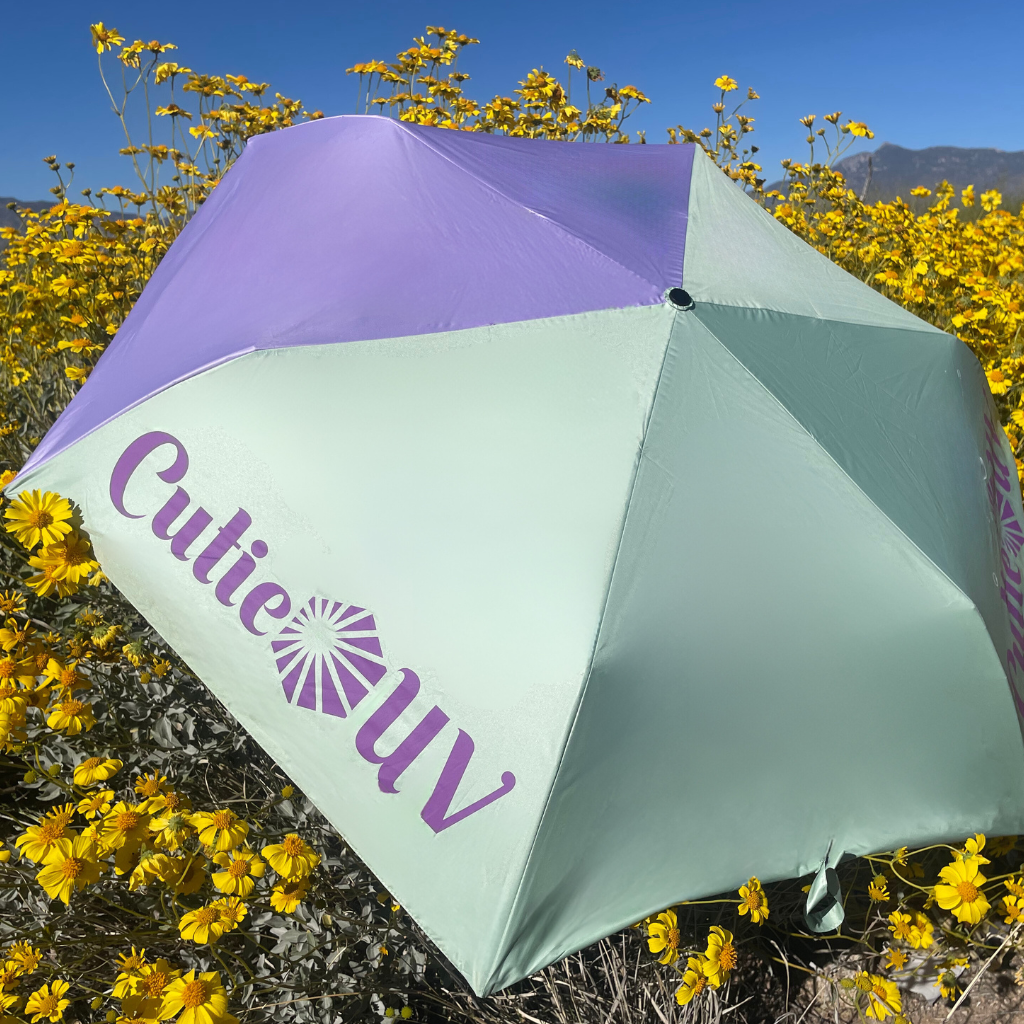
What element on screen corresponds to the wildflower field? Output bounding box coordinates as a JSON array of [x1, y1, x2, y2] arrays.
[[1, 23, 1024, 1024]]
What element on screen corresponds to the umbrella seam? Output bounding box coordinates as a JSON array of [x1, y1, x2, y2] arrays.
[[391, 119, 669, 296], [692, 311, 982, 619], [481, 305, 677, 992]]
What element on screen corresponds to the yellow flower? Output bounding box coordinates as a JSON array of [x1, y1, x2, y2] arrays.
[[955, 833, 990, 866], [1007, 875, 1024, 898], [646, 910, 680, 965], [844, 121, 874, 138], [0, 619, 35, 652], [885, 947, 909, 971], [212, 847, 265, 897], [44, 659, 89, 694], [149, 809, 193, 851], [116, 992, 160, 1024], [737, 876, 769, 924], [189, 809, 248, 852], [162, 855, 207, 895], [90, 22, 125, 53], [938, 969, 961, 1001], [0, 592, 26, 616], [26, 558, 77, 599], [157, 971, 228, 1024], [269, 878, 308, 914], [146, 788, 191, 816], [112, 948, 148, 998], [909, 911, 934, 949], [73, 756, 122, 787], [128, 848, 175, 891], [135, 959, 180, 1002], [675, 955, 708, 1005], [15, 806, 76, 862], [867, 874, 890, 902], [714, 75, 738, 92], [36, 836, 102, 903], [178, 904, 226, 945], [1003, 894, 1024, 923], [77, 789, 114, 820], [855, 971, 901, 1019], [133, 772, 167, 800], [261, 832, 320, 878], [214, 895, 248, 931], [8, 941, 43, 974], [981, 189, 1003, 213], [3, 491, 73, 549], [702, 926, 737, 989], [99, 802, 151, 851], [934, 858, 990, 924], [887, 911, 912, 942], [35, 532, 99, 586], [0, 654, 37, 689], [25, 980, 71, 1023], [280, 785, 294, 799], [46, 695, 96, 734]]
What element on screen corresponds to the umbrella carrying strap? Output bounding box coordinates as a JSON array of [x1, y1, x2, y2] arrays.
[[804, 840, 845, 933]]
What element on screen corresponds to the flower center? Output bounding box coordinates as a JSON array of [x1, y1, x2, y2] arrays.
[[81, 757, 103, 770], [30, 510, 54, 529], [180, 979, 209, 1009], [228, 859, 249, 879], [61, 699, 84, 716], [61, 856, 83, 879], [141, 972, 168, 997], [957, 880, 980, 903], [195, 907, 219, 925], [211, 811, 233, 829], [0, 659, 15, 677], [37, 994, 59, 1015], [139, 778, 161, 797], [163, 792, 182, 811], [745, 891, 763, 911], [37, 821, 64, 843], [117, 811, 141, 831], [283, 835, 303, 856], [59, 668, 77, 687], [666, 927, 680, 949], [719, 943, 738, 971], [693, 974, 706, 995]]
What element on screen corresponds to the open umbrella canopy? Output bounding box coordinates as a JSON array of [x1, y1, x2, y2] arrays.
[[11, 116, 1024, 995]]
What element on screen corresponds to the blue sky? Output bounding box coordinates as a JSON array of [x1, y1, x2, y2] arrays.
[[3, 0, 1022, 199]]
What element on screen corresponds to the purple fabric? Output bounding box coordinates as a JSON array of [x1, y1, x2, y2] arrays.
[[26, 117, 694, 473]]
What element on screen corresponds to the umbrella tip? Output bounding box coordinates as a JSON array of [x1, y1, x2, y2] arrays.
[[666, 287, 695, 311]]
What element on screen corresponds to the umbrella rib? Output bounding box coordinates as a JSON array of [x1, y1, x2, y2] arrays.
[[479, 309, 678, 991]]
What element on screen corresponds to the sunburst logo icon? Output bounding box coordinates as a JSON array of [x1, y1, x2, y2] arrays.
[[272, 598, 387, 717]]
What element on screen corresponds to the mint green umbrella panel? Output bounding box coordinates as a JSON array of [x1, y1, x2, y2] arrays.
[[11, 118, 1024, 994]]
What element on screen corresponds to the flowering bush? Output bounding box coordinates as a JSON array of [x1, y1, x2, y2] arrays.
[[2, 22, 1024, 1024]]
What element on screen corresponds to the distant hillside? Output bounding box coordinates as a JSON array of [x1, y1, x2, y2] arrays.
[[768, 143, 1024, 207], [1, 196, 52, 235]]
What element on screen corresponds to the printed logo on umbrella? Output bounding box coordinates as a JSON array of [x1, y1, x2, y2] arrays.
[[109, 430, 517, 833]]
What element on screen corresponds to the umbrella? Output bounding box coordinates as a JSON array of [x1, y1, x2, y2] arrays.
[[12, 116, 1024, 995]]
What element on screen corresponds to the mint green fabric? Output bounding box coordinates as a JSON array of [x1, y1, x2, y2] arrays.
[[693, 302, 1010, 661], [480, 307, 1024, 992], [683, 151, 944, 334]]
